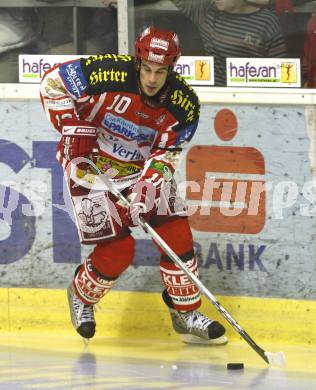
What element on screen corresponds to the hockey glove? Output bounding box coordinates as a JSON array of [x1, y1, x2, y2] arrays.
[[117, 159, 175, 227], [57, 119, 99, 167], [117, 181, 158, 227]]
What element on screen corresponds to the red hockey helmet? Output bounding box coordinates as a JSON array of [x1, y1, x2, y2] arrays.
[[134, 27, 181, 68]]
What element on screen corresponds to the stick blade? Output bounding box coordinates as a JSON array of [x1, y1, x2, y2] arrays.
[[264, 351, 286, 367]]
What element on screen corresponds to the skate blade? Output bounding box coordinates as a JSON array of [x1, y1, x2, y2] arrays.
[[82, 338, 90, 346], [180, 334, 228, 345]]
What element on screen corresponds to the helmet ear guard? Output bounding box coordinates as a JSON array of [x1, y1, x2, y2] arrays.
[[134, 26, 181, 68]]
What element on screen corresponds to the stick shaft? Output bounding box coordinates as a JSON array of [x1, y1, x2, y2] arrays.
[[139, 218, 269, 364], [86, 161, 269, 364]]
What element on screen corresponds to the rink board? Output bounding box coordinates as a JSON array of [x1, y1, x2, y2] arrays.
[[0, 99, 315, 301], [0, 287, 315, 346]]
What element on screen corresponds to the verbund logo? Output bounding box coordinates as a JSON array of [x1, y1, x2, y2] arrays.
[[18, 55, 87, 83], [226, 58, 301, 87]]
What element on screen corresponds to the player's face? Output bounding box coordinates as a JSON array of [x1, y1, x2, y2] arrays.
[[139, 60, 169, 96]]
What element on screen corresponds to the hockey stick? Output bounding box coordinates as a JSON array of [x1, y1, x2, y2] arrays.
[[75, 158, 285, 366]]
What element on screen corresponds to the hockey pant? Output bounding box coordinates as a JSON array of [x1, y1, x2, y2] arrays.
[[73, 217, 201, 311], [68, 179, 201, 310]]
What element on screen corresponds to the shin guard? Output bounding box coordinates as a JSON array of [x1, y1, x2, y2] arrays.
[[160, 256, 201, 311], [73, 257, 117, 304]]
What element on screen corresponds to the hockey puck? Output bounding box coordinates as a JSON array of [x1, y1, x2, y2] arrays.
[[227, 363, 244, 370]]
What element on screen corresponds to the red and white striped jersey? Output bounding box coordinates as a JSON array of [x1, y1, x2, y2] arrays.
[[40, 54, 200, 188]]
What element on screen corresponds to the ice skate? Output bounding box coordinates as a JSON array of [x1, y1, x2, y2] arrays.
[[163, 290, 227, 345], [67, 284, 96, 340]]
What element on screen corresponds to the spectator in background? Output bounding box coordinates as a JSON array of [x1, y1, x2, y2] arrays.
[[248, 0, 313, 81], [103, 0, 205, 56], [253, 0, 316, 87], [171, 0, 288, 86], [303, 14, 316, 87], [247, 0, 312, 15], [248, 0, 316, 87], [0, 8, 37, 82]]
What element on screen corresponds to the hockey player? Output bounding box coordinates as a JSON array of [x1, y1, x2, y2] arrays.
[[40, 26, 227, 345]]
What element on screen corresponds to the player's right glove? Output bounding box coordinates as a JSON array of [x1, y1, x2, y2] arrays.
[[116, 181, 158, 227], [118, 193, 152, 227], [117, 159, 175, 227], [56, 119, 99, 167]]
